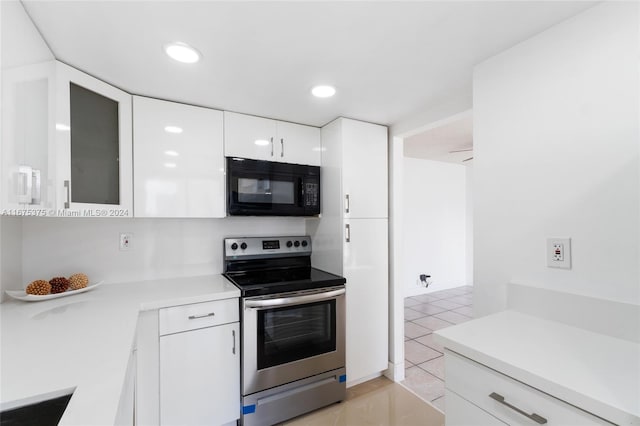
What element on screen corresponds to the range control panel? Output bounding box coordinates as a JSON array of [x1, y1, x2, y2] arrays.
[[224, 236, 312, 259]]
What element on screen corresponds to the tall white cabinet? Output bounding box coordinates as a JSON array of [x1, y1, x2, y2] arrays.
[[308, 117, 389, 385]]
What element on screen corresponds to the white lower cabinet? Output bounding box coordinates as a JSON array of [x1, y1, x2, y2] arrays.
[[160, 322, 240, 426], [344, 218, 389, 384], [445, 351, 609, 426]]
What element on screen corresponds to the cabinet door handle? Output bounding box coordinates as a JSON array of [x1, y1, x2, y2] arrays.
[[489, 392, 547, 424], [232, 330, 236, 355], [18, 165, 33, 204], [345, 224, 350, 243], [187, 312, 215, 320], [345, 194, 350, 214], [270, 137, 274, 157], [280, 138, 284, 157], [31, 169, 41, 205], [64, 180, 71, 209]]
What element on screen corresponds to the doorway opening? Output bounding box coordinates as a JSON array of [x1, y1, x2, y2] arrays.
[[388, 110, 474, 413]]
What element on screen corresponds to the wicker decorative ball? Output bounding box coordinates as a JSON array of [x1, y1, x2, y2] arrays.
[[69, 273, 89, 290], [49, 277, 70, 294], [26, 280, 51, 295]]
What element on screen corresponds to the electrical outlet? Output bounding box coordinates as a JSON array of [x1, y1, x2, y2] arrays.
[[553, 243, 564, 261], [120, 233, 133, 251], [547, 238, 571, 269]]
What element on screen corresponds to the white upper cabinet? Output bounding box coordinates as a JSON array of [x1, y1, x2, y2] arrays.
[[1, 61, 56, 212], [341, 119, 388, 218], [276, 120, 321, 166], [224, 111, 277, 161], [133, 97, 225, 218], [224, 111, 320, 166], [55, 61, 133, 216]]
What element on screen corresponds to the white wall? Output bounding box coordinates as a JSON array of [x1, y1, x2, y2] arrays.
[[20, 217, 305, 286], [465, 165, 473, 286], [403, 157, 468, 296], [390, 88, 472, 139], [473, 2, 639, 317]]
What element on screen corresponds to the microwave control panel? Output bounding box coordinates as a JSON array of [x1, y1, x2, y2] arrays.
[[304, 182, 319, 207]]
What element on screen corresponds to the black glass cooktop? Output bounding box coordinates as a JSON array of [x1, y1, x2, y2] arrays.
[[224, 267, 345, 297]]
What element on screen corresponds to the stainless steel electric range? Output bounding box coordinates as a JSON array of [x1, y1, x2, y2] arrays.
[[222, 236, 346, 426]]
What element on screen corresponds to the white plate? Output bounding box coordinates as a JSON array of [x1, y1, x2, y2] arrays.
[[5, 281, 104, 302]]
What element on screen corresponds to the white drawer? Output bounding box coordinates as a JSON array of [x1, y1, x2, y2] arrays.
[[446, 389, 507, 426], [445, 351, 611, 426], [159, 298, 239, 336]]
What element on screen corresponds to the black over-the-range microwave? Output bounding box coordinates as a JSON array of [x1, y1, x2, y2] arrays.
[[226, 157, 320, 216]]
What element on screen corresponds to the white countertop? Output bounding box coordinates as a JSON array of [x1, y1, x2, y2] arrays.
[[0, 275, 240, 425], [434, 310, 640, 426]]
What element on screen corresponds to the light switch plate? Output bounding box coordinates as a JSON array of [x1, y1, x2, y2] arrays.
[[547, 238, 571, 269]]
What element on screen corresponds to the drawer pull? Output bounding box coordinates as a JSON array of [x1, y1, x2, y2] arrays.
[[188, 312, 215, 320], [489, 392, 547, 424]]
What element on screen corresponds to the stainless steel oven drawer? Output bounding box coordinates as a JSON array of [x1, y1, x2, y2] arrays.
[[159, 298, 239, 336], [241, 368, 346, 426]]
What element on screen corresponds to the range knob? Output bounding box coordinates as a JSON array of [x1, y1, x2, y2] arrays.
[[240, 242, 248, 250], [301, 240, 308, 247], [286, 241, 293, 248], [231, 243, 238, 250], [294, 241, 300, 247]]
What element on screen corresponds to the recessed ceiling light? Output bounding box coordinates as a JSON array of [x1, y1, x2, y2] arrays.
[[164, 126, 183, 134], [164, 42, 201, 64], [56, 123, 70, 131], [311, 85, 336, 98], [254, 139, 270, 146], [164, 150, 179, 157], [164, 162, 177, 168]]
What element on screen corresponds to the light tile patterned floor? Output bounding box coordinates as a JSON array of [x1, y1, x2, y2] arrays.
[[401, 285, 474, 413]]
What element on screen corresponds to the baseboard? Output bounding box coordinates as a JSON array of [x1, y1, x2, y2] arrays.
[[383, 361, 405, 382], [346, 371, 383, 388]]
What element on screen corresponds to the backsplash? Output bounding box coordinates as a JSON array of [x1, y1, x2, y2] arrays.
[[16, 217, 305, 290]]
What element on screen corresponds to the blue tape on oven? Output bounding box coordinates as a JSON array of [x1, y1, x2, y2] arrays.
[[339, 374, 347, 383], [243, 405, 256, 415]]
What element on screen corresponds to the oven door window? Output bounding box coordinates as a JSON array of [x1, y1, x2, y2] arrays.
[[237, 177, 295, 205], [257, 300, 336, 370]]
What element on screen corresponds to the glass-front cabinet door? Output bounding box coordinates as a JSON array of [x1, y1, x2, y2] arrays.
[[55, 61, 132, 217]]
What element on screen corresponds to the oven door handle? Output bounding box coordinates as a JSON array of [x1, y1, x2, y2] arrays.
[[245, 288, 345, 309]]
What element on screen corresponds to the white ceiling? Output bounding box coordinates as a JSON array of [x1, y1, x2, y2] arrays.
[[23, 1, 594, 127], [404, 114, 473, 164]]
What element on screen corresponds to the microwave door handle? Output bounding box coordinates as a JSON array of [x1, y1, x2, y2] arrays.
[[299, 178, 304, 207], [245, 288, 345, 309]]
